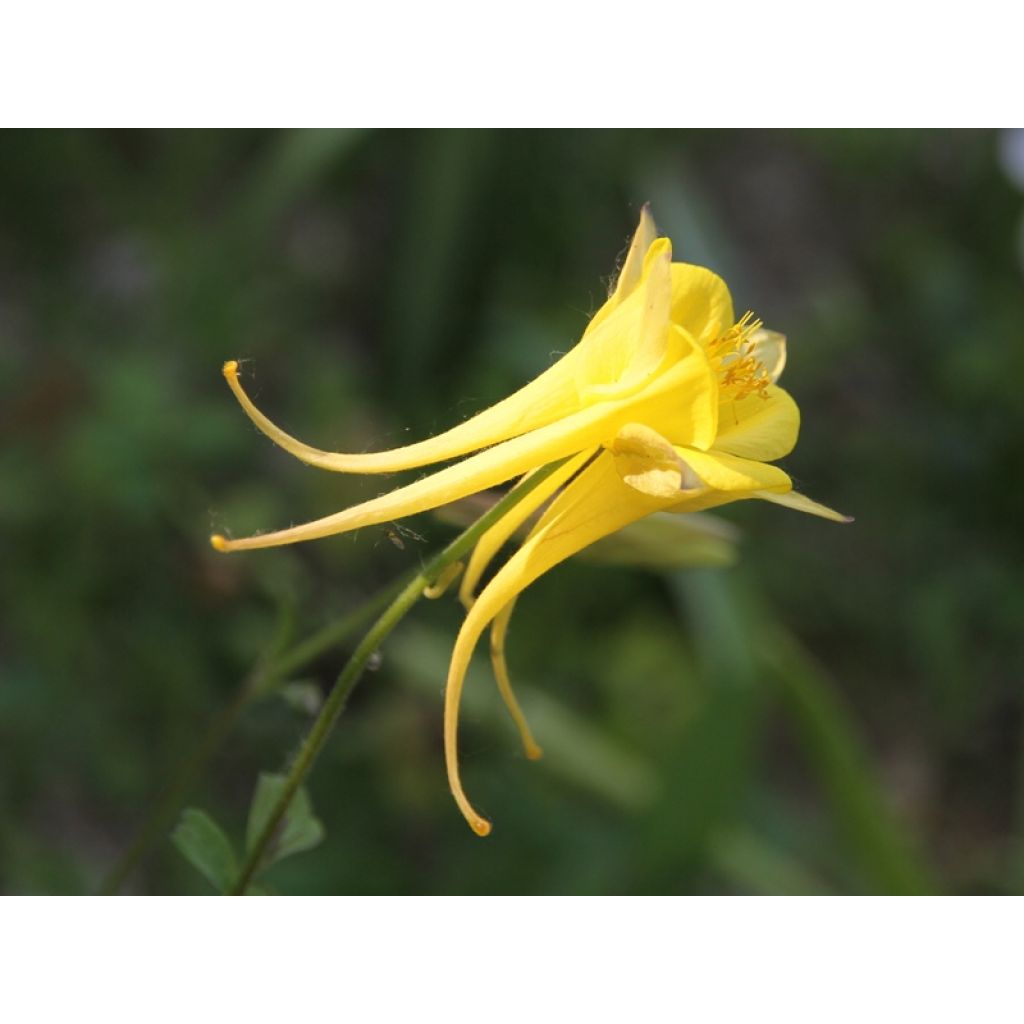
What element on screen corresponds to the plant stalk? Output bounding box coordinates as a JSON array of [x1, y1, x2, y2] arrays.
[[228, 459, 568, 894], [97, 579, 405, 894]]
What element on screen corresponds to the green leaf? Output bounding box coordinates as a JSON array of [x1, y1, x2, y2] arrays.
[[245, 773, 325, 872], [172, 808, 238, 893]]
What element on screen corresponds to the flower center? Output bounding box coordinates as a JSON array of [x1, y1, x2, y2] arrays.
[[707, 311, 769, 402]]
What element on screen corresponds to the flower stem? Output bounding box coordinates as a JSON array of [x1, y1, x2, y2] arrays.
[[97, 580, 405, 895], [228, 458, 569, 895]]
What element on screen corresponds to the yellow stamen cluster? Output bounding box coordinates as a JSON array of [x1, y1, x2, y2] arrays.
[[707, 311, 769, 402]]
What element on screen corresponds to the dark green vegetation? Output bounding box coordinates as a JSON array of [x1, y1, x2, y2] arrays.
[[2, 129, 1021, 894]]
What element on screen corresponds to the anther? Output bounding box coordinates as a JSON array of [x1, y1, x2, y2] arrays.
[[210, 534, 230, 552], [710, 312, 770, 401]]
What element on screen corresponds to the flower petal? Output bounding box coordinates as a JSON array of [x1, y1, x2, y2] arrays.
[[582, 205, 660, 339], [213, 343, 717, 552], [221, 341, 595, 476], [489, 599, 543, 761], [459, 449, 595, 608], [609, 423, 701, 497], [670, 263, 735, 346], [609, 204, 658, 307], [220, 213, 675, 479], [577, 238, 674, 399], [672, 447, 792, 497], [443, 451, 679, 834], [713, 384, 800, 462], [749, 327, 787, 383], [754, 489, 853, 523]]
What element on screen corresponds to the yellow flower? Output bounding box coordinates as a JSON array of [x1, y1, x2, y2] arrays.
[[212, 206, 849, 836]]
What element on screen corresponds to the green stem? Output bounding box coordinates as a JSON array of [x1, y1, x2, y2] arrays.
[[228, 458, 568, 895], [249, 576, 410, 698], [97, 580, 404, 895]]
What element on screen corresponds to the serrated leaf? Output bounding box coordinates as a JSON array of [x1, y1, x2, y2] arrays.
[[246, 773, 325, 872], [172, 808, 238, 893]]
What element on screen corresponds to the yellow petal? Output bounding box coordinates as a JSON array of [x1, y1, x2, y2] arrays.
[[489, 600, 543, 761], [461, 452, 597, 757], [220, 222, 677, 478], [754, 489, 853, 523], [609, 423, 701, 497], [444, 451, 679, 835], [612, 327, 716, 449], [670, 263, 735, 346], [459, 449, 595, 608], [714, 384, 800, 462], [749, 327, 787, 383], [672, 447, 792, 497], [221, 340, 594, 476], [213, 341, 717, 552], [582, 205, 660, 340], [609, 204, 658, 306], [577, 238, 674, 400]]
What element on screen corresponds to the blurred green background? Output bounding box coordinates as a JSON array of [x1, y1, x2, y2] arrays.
[[2, 129, 1022, 895]]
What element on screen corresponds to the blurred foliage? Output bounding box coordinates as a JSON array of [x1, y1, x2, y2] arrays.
[[1, 129, 1021, 894]]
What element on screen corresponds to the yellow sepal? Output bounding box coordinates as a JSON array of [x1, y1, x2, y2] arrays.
[[670, 263, 735, 347], [672, 446, 792, 497], [755, 489, 853, 523]]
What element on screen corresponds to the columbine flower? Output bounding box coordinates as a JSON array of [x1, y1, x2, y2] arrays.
[[212, 206, 849, 836]]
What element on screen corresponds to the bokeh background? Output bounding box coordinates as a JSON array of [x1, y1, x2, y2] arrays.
[[2, 129, 1023, 895]]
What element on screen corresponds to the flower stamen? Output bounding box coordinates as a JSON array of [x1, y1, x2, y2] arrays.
[[708, 311, 770, 402]]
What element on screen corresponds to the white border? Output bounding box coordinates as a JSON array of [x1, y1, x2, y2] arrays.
[[0, 3, 1015, 126], [1, 898, 1019, 1021]]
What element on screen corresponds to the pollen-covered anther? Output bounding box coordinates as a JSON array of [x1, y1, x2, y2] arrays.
[[210, 534, 230, 552], [709, 311, 771, 401]]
